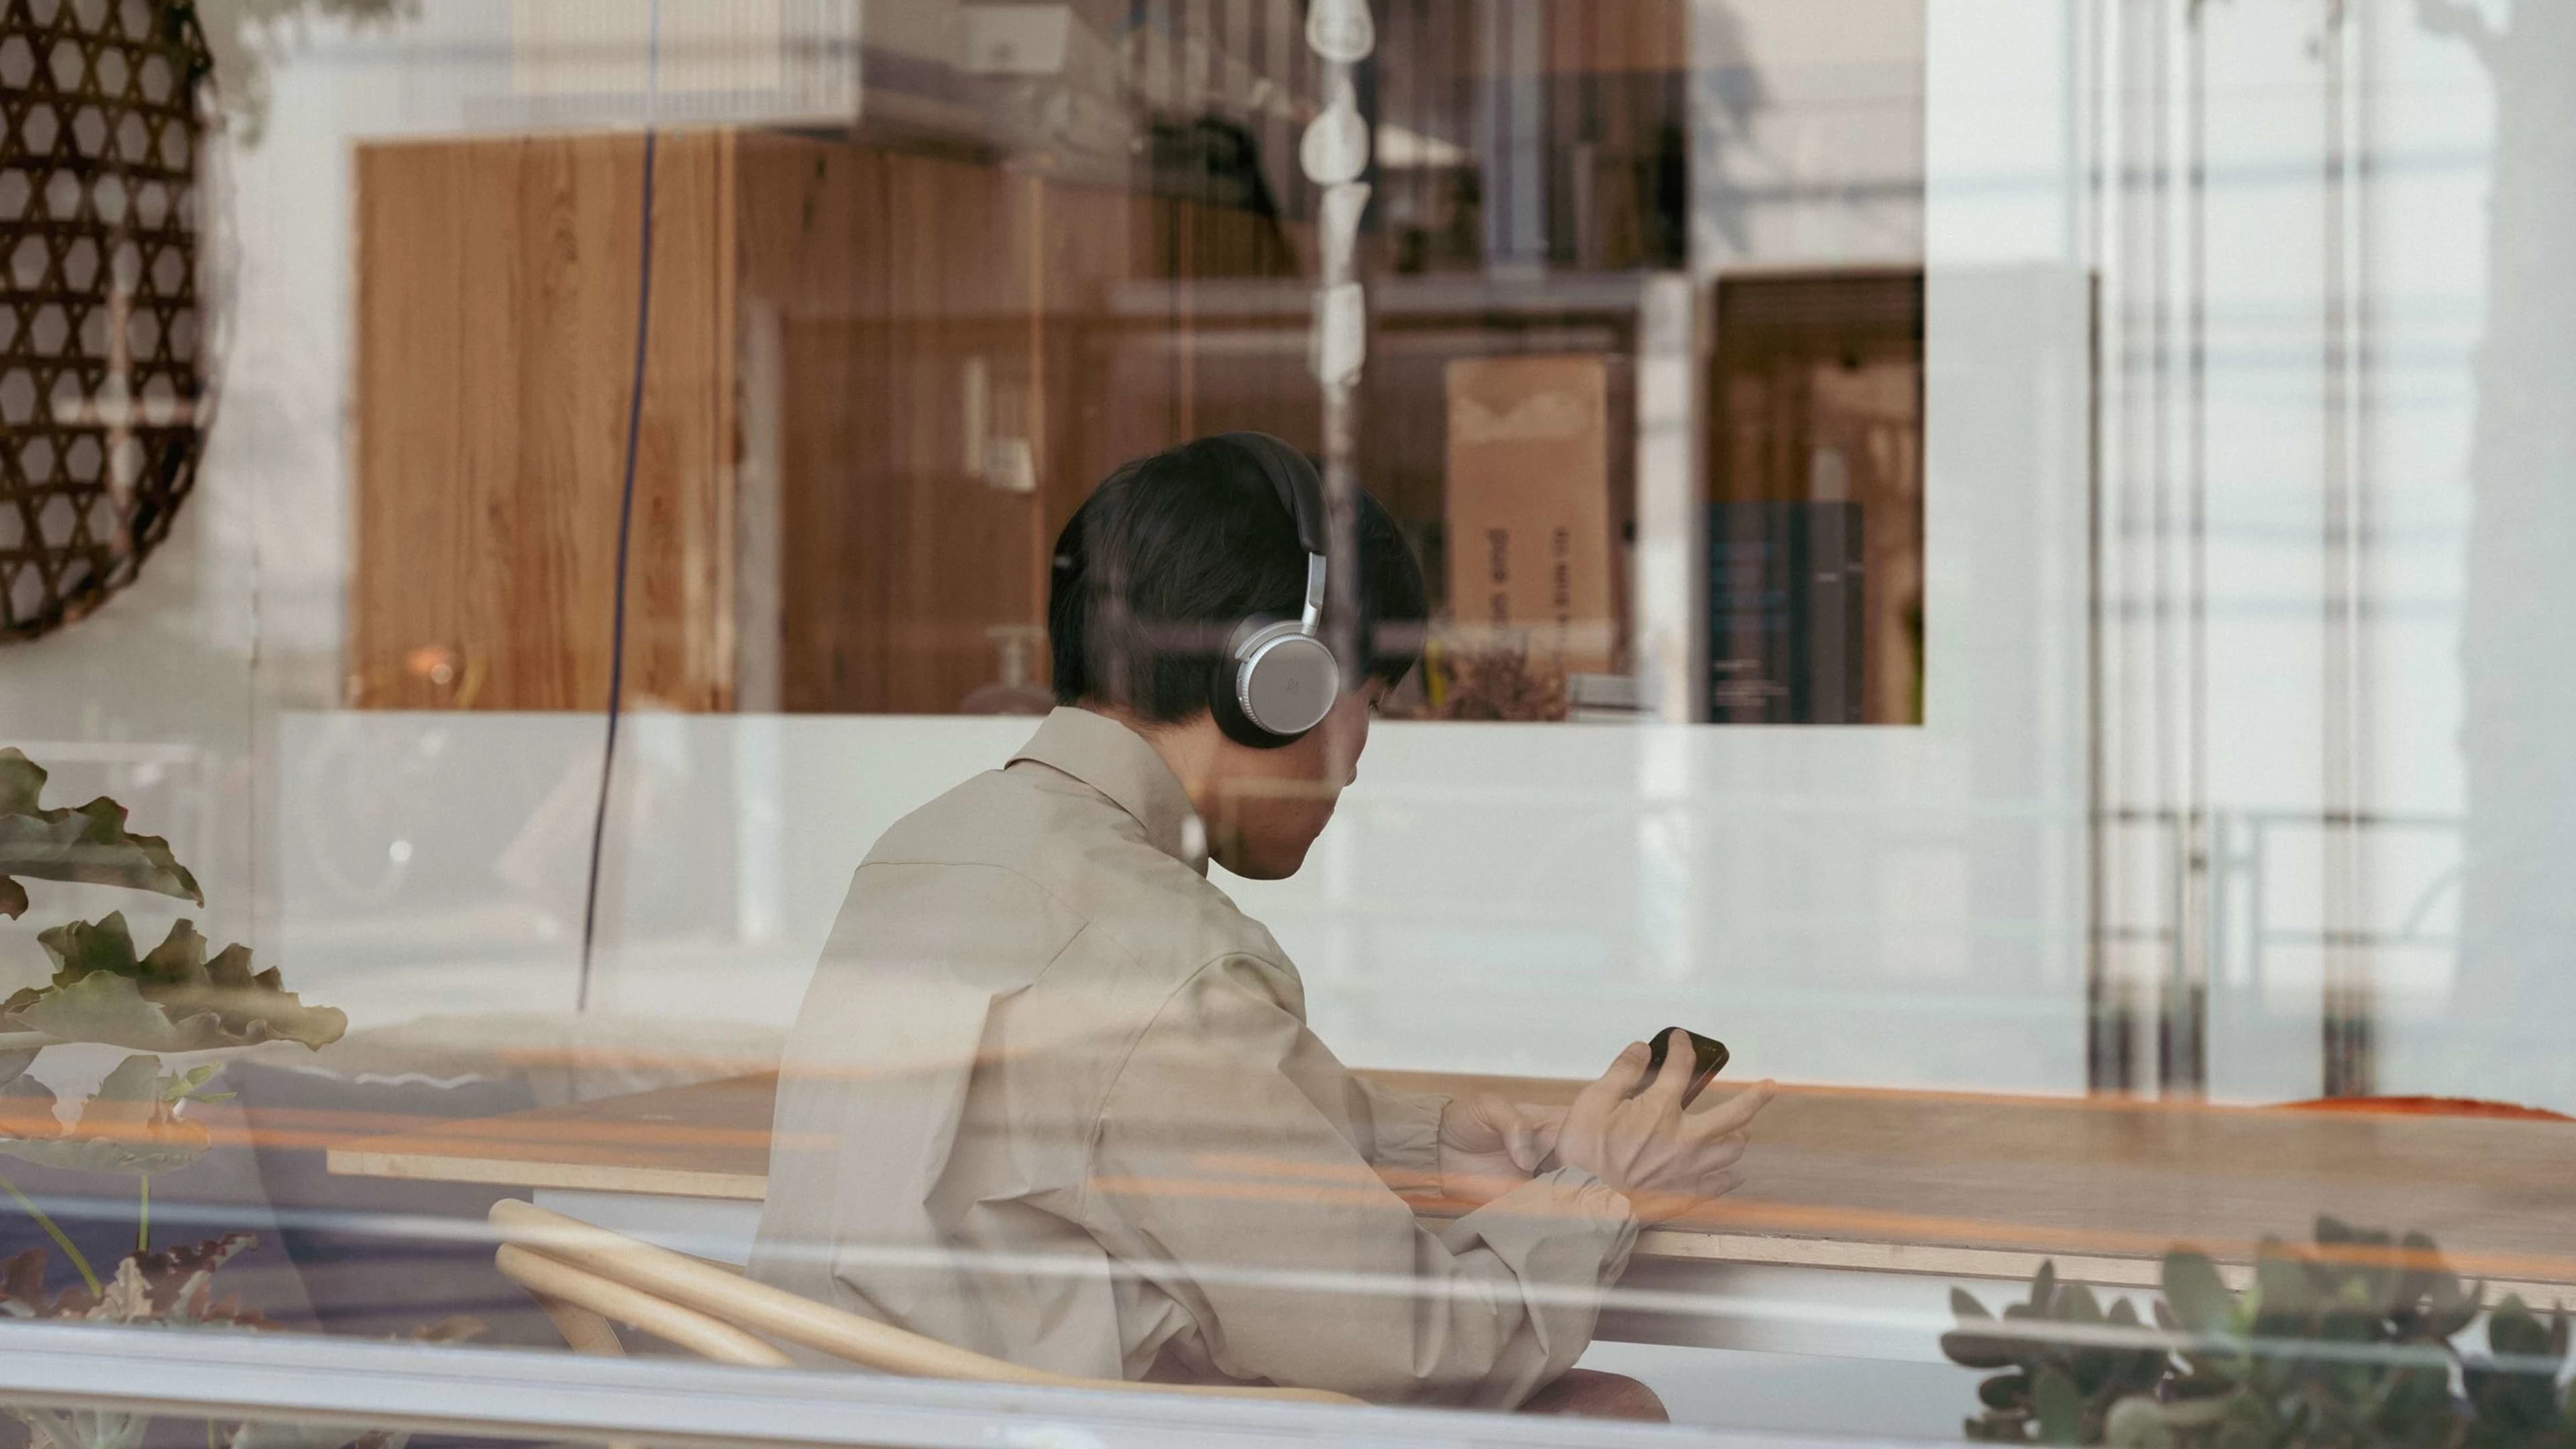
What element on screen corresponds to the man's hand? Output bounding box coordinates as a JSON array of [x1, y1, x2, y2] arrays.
[[1436, 1092, 1567, 1206], [1553, 1031, 1777, 1224]]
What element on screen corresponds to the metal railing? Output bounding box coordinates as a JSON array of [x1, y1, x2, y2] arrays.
[[2094, 806, 2465, 1096]]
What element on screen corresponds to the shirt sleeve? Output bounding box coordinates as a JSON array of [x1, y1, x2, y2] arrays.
[[1352, 1075, 1448, 1193], [1081, 955, 1638, 1409]]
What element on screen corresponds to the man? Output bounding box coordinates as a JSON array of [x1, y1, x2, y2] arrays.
[[751, 435, 1772, 1418]]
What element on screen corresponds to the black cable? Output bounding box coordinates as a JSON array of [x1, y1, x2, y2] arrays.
[[576, 61, 661, 1014]]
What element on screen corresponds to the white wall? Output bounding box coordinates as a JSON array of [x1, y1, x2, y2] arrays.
[[12, 3, 2543, 1110], [3, 3, 2096, 1099], [266, 245, 2094, 1093], [1695, 0, 1928, 272], [1923, 1, 2535, 1110]]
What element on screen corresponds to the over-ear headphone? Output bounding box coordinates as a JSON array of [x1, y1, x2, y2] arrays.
[[1210, 432, 1341, 749]]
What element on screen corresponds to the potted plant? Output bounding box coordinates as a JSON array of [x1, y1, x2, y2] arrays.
[[0, 747, 470, 1449], [1945, 1217, 2576, 1448]]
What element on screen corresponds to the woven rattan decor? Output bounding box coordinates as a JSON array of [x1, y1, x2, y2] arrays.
[[0, 0, 210, 644]]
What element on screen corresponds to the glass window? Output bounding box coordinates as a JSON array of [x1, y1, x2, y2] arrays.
[[6, 1, 2575, 1444]]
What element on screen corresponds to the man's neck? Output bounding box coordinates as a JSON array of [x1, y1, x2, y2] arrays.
[[1083, 706, 1225, 826]]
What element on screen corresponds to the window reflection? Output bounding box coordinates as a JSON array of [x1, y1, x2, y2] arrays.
[[2, 0, 2574, 1444]]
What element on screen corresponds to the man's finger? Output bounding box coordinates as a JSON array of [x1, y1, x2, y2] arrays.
[[1688, 1129, 1750, 1170], [1696, 1166, 1747, 1201], [1466, 1093, 1537, 1170], [1572, 1042, 1650, 1126], [1642, 1029, 1698, 1113], [1467, 1090, 1519, 1133], [1687, 1079, 1778, 1136]]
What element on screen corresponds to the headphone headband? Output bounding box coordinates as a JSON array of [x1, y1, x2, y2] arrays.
[[1216, 432, 1329, 559], [1210, 433, 1339, 747]]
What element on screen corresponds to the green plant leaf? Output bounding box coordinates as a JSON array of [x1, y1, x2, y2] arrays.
[[2392, 1230, 2451, 1316], [2431, 1272, 2487, 1340], [1981, 1373, 2033, 1411], [0, 749, 203, 916], [0, 914, 346, 1053], [2061, 1284, 2113, 1393], [2104, 1297, 2169, 1395], [2330, 1224, 2401, 1317], [229, 1425, 407, 1449], [1, 1072, 59, 1134], [2155, 1393, 2255, 1431], [84, 1232, 274, 1332], [2253, 1238, 2317, 1324], [2489, 1295, 2550, 1358], [0, 1243, 97, 1318], [1945, 1324, 2025, 1370], [2164, 1250, 2236, 1336], [125, 1232, 263, 1322], [2211, 1417, 2267, 1449], [160, 1063, 225, 1104], [0, 1053, 212, 1174], [2104, 1396, 2176, 1449], [2380, 1363, 2455, 1439], [2029, 1261, 2059, 1315], [2033, 1367, 2084, 1446], [1945, 1285, 2031, 1368]]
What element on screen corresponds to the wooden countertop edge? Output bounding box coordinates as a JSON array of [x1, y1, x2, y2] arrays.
[[325, 1148, 767, 1203], [1629, 1231, 2164, 1285], [329, 1146, 2576, 1300]]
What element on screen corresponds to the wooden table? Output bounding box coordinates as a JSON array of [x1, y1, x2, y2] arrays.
[[329, 1070, 2576, 1306]]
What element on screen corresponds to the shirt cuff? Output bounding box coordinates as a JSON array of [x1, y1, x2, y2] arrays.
[[1436, 1167, 1642, 1287], [1366, 1086, 1450, 1186], [1503, 1166, 1641, 1232]]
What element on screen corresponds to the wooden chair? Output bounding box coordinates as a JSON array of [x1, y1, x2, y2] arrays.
[[488, 1199, 1362, 1405]]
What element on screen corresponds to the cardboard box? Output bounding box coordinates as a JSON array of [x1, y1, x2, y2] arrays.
[[1444, 356, 1620, 680]]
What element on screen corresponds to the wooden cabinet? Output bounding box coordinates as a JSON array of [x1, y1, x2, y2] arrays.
[[352, 131, 740, 713], [350, 128, 1306, 714]]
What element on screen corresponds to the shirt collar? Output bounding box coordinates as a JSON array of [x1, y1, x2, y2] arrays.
[[1008, 708, 1210, 875]]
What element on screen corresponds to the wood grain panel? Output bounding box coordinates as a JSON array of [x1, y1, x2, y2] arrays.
[[745, 154, 1319, 716], [351, 131, 735, 712], [881, 152, 1034, 714], [1543, 0, 1688, 74], [355, 130, 1341, 716], [742, 140, 1051, 715], [735, 134, 887, 714], [328, 1070, 2576, 1299]]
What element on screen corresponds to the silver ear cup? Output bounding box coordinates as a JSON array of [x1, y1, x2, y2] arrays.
[[1236, 625, 1340, 737]]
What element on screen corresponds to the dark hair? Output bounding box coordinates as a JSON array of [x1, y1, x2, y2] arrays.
[[1049, 437, 1428, 721]]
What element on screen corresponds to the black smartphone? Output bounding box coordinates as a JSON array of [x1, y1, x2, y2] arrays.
[[1640, 1028, 1730, 1108]]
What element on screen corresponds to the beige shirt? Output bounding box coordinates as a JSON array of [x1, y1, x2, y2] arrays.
[[748, 708, 1638, 1407]]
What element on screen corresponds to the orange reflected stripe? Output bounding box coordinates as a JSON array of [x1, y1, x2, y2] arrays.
[[1083, 1174, 2576, 1287], [0, 1104, 830, 1158]]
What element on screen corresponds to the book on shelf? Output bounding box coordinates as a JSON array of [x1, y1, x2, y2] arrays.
[[1707, 502, 1864, 725]]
